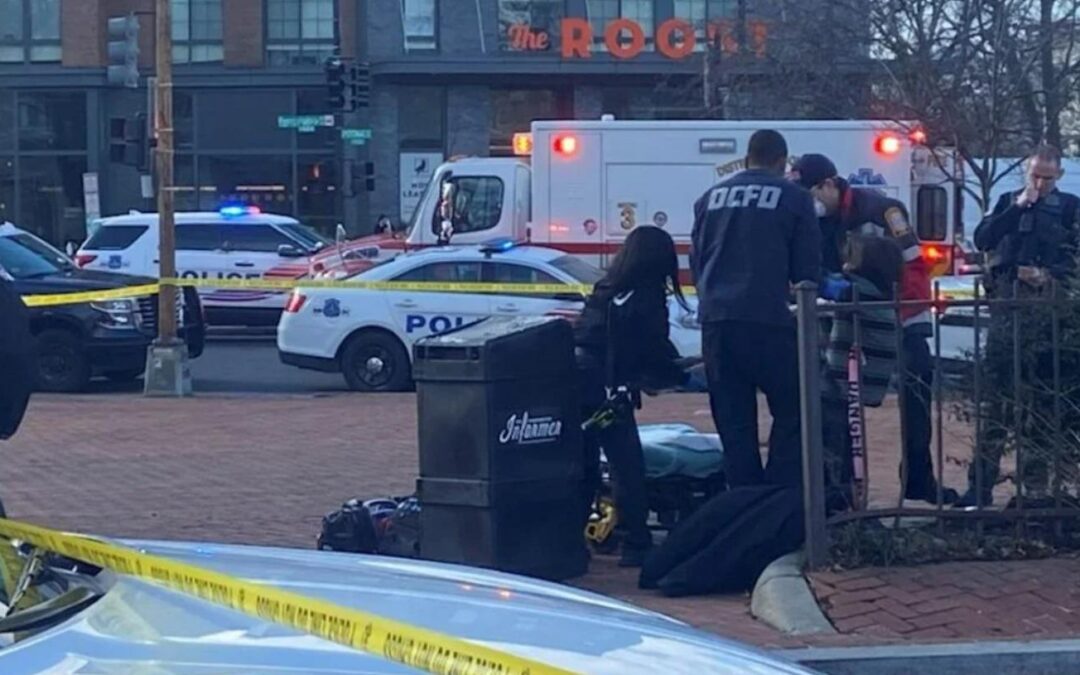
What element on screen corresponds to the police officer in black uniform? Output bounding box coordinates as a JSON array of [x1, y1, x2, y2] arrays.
[[1, 269, 35, 517], [575, 225, 692, 567], [690, 130, 821, 488], [963, 144, 1080, 507]]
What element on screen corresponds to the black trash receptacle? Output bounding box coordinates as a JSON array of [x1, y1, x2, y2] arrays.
[[413, 315, 587, 581]]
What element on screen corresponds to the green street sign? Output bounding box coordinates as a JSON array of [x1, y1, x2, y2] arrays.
[[278, 114, 335, 131], [348, 137, 368, 146], [341, 128, 373, 141]]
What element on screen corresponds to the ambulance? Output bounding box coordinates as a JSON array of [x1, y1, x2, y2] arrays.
[[269, 118, 966, 282]]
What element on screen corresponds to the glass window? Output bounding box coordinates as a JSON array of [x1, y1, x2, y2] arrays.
[[297, 157, 340, 236], [19, 155, 87, 244], [296, 88, 337, 150], [674, 0, 736, 51], [394, 261, 483, 283], [266, 0, 337, 66], [401, 0, 436, 50], [175, 223, 221, 251], [174, 90, 195, 151], [0, 0, 60, 63], [198, 155, 293, 213], [175, 154, 197, 211], [498, 0, 563, 51], [17, 92, 87, 151], [551, 255, 604, 284], [172, 0, 224, 64], [0, 91, 13, 150], [0, 156, 13, 223], [278, 222, 331, 251], [916, 186, 948, 241], [85, 225, 149, 251], [586, 0, 653, 50], [218, 224, 292, 252], [196, 90, 291, 150], [431, 176, 504, 236], [0, 233, 63, 278], [491, 263, 560, 285]]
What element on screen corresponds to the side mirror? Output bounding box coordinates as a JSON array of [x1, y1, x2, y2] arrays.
[[278, 244, 304, 258], [335, 223, 347, 245]]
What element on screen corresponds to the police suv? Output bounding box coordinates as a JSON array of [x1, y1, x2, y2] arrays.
[[76, 206, 331, 326], [277, 240, 701, 391]]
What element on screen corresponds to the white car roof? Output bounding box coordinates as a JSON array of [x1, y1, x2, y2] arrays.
[[96, 211, 301, 226], [356, 243, 572, 280]]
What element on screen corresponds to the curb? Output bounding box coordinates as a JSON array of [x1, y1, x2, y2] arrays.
[[775, 639, 1080, 674], [750, 550, 836, 636]]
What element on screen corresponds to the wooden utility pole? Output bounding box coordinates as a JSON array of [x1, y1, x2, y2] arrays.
[[155, 0, 177, 343]]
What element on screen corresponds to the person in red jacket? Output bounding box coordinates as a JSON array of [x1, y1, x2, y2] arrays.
[[792, 154, 959, 505]]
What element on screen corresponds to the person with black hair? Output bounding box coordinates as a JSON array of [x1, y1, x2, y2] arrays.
[[690, 129, 821, 489], [574, 225, 693, 567]]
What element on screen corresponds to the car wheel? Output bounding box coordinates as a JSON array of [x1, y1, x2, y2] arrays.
[[105, 368, 144, 382], [340, 332, 411, 392], [35, 329, 91, 393]]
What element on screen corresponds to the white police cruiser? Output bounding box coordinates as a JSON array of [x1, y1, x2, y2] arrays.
[[277, 239, 701, 391], [76, 205, 331, 326]]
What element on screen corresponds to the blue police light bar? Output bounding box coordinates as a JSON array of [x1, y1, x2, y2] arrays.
[[219, 204, 261, 218], [479, 237, 518, 254]]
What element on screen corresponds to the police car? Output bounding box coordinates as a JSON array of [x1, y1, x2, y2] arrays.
[[277, 240, 701, 391], [75, 206, 331, 326]]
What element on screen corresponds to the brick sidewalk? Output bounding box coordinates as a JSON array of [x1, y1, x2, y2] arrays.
[[1, 390, 1068, 649]]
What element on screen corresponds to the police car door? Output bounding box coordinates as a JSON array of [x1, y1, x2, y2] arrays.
[[487, 261, 580, 318], [217, 223, 298, 308], [387, 260, 491, 338], [175, 223, 224, 291]]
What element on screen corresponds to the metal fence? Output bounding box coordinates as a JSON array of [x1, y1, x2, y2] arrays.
[[795, 277, 1080, 570]]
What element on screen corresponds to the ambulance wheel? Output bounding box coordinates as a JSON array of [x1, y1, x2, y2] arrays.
[[35, 329, 91, 393], [341, 331, 411, 392]]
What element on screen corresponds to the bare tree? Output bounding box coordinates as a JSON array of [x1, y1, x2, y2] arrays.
[[769, 0, 1080, 212]]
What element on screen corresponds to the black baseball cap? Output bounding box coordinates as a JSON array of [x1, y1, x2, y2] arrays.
[[792, 154, 838, 189]]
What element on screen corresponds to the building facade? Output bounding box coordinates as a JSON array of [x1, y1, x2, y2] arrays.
[[1, 0, 805, 246]]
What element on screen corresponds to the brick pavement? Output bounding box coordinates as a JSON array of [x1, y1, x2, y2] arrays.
[[0, 390, 1068, 648]]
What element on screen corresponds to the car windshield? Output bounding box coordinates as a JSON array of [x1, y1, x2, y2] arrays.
[[550, 255, 603, 285], [0, 234, 70, 279], [404, 170, 439, 239], [280, 223, 332, 252]]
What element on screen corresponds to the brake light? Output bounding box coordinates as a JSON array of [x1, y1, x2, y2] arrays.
[[75, 254, 97, 268], [921, 243, 953, 277], [875, 134, 902, 156], [923, 244, 946, 261], [513, 133, 533, 156], [284, 293, 307, 313], [554, 135, 578, 156]]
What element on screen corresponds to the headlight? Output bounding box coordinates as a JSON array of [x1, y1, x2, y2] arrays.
[[91, 298, 139, 328]]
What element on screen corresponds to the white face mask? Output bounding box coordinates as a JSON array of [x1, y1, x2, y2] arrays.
[[814, 199, 828, 218]]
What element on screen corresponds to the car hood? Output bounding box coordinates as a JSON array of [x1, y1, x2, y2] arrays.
[[0, 539, 813, 675], [15, 269, 158, 296]]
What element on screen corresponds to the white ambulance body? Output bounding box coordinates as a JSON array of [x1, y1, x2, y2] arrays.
[[289, 119, 963, 281]]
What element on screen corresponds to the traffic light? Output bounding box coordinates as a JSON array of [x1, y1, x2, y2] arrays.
[[365, 162, 375, 192], [107, 15, 140, 89], [325, 58, 347, 110], [350, 63, 371, 109], [124, 113, 151, 172]]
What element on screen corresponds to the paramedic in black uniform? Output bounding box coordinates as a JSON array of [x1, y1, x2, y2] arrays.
[[690, 130, 821, 488]]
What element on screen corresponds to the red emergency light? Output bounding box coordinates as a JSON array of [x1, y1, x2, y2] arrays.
[[875, 134, 902, 156], [910, 129, 928, 144], [553, 134, 579, 156]]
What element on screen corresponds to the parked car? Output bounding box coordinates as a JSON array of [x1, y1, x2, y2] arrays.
[[1, 223, 204, 392], [277, 239, 701, 392]]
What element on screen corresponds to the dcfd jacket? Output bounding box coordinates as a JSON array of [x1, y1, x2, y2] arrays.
[[974, 188, 1080, 293], [690, 168, 821, 327], [573, 281, 687, 401], [836, 187, 932, 337]]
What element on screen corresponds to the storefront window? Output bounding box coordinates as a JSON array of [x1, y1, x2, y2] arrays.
[[196, 90, 291, 150], [401, 0, 436, 51], [19, 155, 87, 244], [586, 0, 654, 51], [490, 89, 569, 153], [498, 0, 563, 51], [298, 156, 339, 235], [17, 92, 87, 152], [0, 156, 13, 223], [172, 0, 224, 64], [175, 90, 195, 150], [601, 84, 705, 119], [0, 0, 61, 63], [266, 0, 337, 66], [198, 155, 293, 214], [296, 88, 337, 150], [0, 91, 14, 151]]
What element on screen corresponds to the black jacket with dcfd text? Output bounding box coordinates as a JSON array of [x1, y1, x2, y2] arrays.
[[690, 168, 821, 327]]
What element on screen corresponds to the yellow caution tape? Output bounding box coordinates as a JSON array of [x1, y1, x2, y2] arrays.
[[0, 517, 576, 675], [21, 284, 162, 308]]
